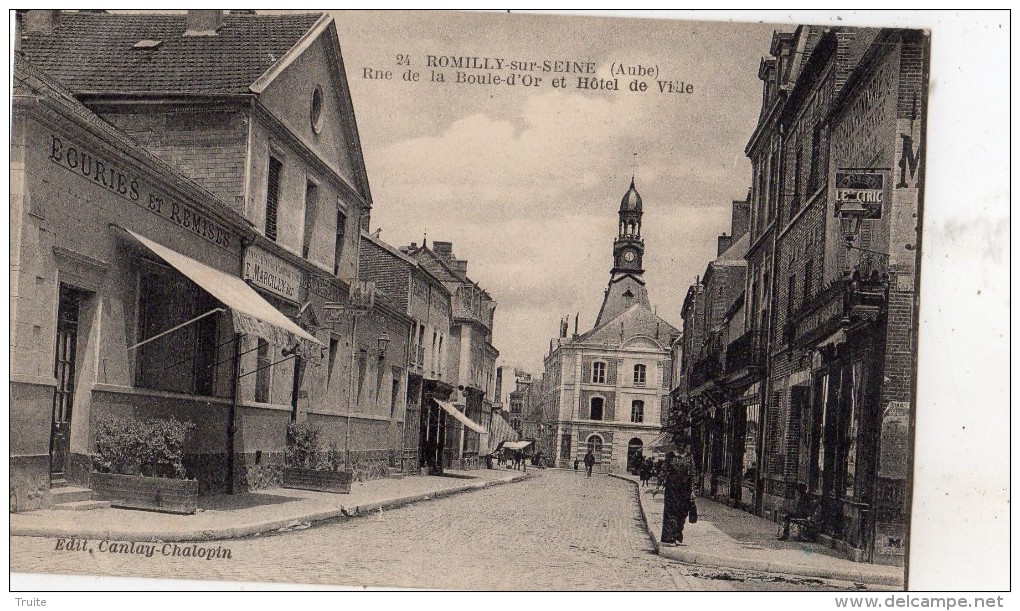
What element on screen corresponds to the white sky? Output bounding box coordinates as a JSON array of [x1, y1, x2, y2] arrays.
[[334, 10, 779, 374]]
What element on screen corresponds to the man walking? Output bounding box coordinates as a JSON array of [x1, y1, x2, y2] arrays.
[[583, 449, 596, 478]]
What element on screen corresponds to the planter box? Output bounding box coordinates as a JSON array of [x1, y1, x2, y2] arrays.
[[91, 472, 198, 515], [282, 467, 352, 494]]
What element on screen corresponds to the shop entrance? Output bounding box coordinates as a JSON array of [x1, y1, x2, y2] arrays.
[[419, 397, 447, 474], [51, 285, 88, 477]]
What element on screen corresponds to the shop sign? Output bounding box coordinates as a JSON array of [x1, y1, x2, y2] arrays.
[[835, 171, 884, 219], [47, 134, 233, 249], [304, 272, 344, 303], [243, 245, 302, 302]]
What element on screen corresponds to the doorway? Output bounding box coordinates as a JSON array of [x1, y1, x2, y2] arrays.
[[627, 437, 644, 474], [51, 285, 88, 478]]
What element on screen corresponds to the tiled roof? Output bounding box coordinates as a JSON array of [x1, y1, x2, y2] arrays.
[[19, 12, 324, 96]]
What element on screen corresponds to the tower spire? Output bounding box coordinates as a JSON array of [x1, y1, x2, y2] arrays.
[[594, 175, 651, 328]]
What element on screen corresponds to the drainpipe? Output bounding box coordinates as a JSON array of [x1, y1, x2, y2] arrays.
[[228, 332, 242, 494], [229, 234, 252, 495]]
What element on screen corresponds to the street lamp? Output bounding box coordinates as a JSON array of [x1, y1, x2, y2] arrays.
[[838, 201, 867, 252], [838, 201, 868, 281], [377, 332, 390, 358]]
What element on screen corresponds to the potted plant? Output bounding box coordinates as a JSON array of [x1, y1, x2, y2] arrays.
[[90, 415, 199, 514], [281, 422, 352, 494]]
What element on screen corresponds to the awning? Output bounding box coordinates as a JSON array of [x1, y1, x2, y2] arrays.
[[121, 228, 322, 348], [647, 432, 675, 451], [434, 399, 487, 434], [502, 440, 533, 451]]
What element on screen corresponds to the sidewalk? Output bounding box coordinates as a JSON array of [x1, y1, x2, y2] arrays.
[[612, 473, 904, 588], [11, 468, 528, 543]]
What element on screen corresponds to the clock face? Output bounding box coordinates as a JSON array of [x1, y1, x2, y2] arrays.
[[624, 251, 636, 262]]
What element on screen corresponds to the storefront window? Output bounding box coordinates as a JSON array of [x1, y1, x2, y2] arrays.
[[136, 261, 219, 396]]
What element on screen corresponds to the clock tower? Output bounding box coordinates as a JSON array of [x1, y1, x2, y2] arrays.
[[594, 178, 653, 328], [613, 178, 644, 273]]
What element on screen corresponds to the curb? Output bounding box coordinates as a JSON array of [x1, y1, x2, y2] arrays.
[[11, 472, 530, 543], [608, 474, 903, 588]]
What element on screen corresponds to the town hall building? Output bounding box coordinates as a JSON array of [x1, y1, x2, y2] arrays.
[[543, 180, 679, 474]]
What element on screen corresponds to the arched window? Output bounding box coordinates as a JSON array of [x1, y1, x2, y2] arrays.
[[631, 400, 644, 423], [591, 361, 607, 384], [633, 363, 647, 386], [587, 434, 603, 458], [589, 396, 604, 421]]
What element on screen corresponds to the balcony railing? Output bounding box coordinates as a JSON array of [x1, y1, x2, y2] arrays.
[[724, 328, 764, 373], [689, 354, 722, 389]]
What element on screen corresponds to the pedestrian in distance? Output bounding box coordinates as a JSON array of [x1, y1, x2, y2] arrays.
[[660, 445, 697, 546], [640, 457, 653, 487], [574, 458, 580, 474], [583, 449, 596, 478]]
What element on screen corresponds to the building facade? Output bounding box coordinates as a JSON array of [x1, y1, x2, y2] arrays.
[[678, 199, 756, 509], [544, 181, 679, 474], [359, 231, 455, 473], [668, 26, 928, 567], [11, 10, 413, 509], [403, 241, 500, 470]]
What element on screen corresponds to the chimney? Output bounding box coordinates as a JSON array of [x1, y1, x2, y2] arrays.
[[432, 241, 454, 261], [731, 194, 750, 240], [717, 232, 733, 257], [453, 259, 468, 276], [184, 10, 225, 37], [22, 10, 58, 36]]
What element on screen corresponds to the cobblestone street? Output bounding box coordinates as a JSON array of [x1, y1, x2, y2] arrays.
[[11, 471, 858, 590]]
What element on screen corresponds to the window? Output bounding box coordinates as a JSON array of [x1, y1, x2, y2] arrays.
[[431, 330, 438, 370], [633, 363, 647, 386], [436, 335, 443, 375], [591, 361, 606, 384], [631, 400, 644, 423], [787, 275, 797, 317], [417, 325, 426, 366], [333, 209, 347, 276], [803, 259, 814, 302], [136, 262, 219, 396], [589, 396, 604, 421], [808, 122, 824, 194], [302, 180, 318, 259], [792, 144, 803, 217], [355, 349, 367, 406], [375, 352, 385, 405], [310, 85, 324, 134], [587, 435, 603, 457], [265, 156, 282, 241], [327, 338, 339, 387], [390, 375, 400, 418], [255, 338, 271, 403]]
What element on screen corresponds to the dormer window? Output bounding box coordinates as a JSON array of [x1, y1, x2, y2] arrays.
[[310, 85, 324, 134]]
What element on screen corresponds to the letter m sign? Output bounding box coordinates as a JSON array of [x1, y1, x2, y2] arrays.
[[897, 134, 922, 188]]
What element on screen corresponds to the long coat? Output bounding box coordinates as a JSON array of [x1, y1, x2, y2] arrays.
[[661, 454, 696, 543]]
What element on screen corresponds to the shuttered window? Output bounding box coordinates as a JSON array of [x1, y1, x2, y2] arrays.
[[265, 156, 283, 241]]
